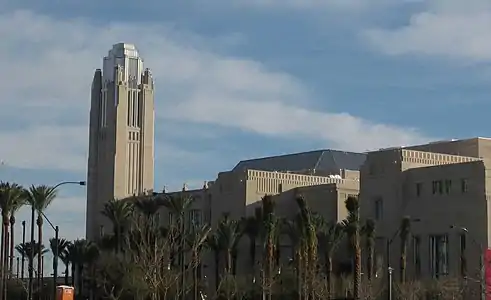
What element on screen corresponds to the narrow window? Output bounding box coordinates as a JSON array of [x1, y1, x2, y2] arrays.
[[461, 179, 468, 193], [416, 183, 423, 197], [429, 235, 449, 278], [460, 233, 467, 277], [413, 235, 421, 278], [374, 198, 383, 221]]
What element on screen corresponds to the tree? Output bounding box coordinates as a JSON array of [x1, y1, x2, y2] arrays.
[[24, 184, 57, 298], [318, 221, 345, 299], [49, 237, 70, 285], [261, 195, 279, 300], [216, 214, 243, 276], [242, 207, 262, 278], [362, 219, 376, 282], [59, 241, 73, 285], [344, 195, 361, 300], [101, 198, 134, 252], [0, 182, 25, 300], [187, 224, 211, 300], [399, 217, 411, 283], [295, 196, 318, 300]]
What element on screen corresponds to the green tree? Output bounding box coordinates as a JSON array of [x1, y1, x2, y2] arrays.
[[101, 198, 134, 252], [399, 217, 411, 283], [344, 195, 361, 300], [319, 220, 345, 299], [362, 219, 376, 282], [24, 185, 57, 299]]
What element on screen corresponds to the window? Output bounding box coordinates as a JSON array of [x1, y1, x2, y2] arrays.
[[189, 209, 202, 229], [278, 183, 283, 193], [374, 198, 383, 220], [413, 235, 421, 278], [432, 180, 443, 195], [429, 235, 449, 278], [416, 183, 423, 197], [459, 233, 467, 277], [461, 179, 468, 193], [168, 212, 175, 227], [444, 180, 452, 194]]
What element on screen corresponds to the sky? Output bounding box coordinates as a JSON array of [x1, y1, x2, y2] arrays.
[[0, 0, 490, 273]]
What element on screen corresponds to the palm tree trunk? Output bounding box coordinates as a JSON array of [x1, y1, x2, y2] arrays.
[[3, 226, 8, 300], [9, 218, 14, 277], [0, 215, 5, 300], [367, 246, 374, 282], [64, 263, 69, 285], [296, 249, 302, 300], [28, 207, 35, 300], [36, 214, 43, 300], [353, 243, 361, 300], [21, 221, 25, 280], [400, 250, 407, 283], [71, 263, 75, 286], [326, 254, 333, 300], [226, 250, 232, 275]]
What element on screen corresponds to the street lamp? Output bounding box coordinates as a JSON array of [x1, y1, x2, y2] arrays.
[[450, 226, 485, 300], [27, 180, 85, 300], [386, 218, 421, 300]]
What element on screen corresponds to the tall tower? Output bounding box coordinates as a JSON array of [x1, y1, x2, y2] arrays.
[[86, 43, 155, 240]]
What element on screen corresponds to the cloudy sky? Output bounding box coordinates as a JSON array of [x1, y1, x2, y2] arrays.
[[0, 0, 490, 271]]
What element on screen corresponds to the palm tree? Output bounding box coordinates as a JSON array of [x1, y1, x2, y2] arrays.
[[24, 185, 57, 294], [399, 217, 411, 283], [261, 195, 279, 300], [205, 232, 221, 291], [344, 195, 361, 300], [160, 192, 194, 297], [101, 198, 134, 252], [49, 237, 69, 283], [15, 241, 48, 276], [216, 214, 243, 275], [187, 224, 211, 300], [362, 219, 376, 282], [60, 241, 73, 285], [283, 216, 303, 299], [0, 181, 25, 298], [318, 221, 345, 298], [242, 207, 262, 277], [133, 195, 161, 220], [295, 196, 318, 300], [70, 239, 99, 297], [9, 195, 26, 275]]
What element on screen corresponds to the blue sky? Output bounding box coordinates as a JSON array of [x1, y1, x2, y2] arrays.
[[0, 0, 490, 270]]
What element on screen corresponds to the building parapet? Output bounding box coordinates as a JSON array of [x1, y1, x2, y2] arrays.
[[401, 149, 480, 165], [246, 169, 357, 186]]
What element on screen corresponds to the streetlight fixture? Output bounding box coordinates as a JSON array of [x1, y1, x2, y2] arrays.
[[450, 225, 485, 300], [386, 218, 421, 300], [27, 180, 85, 300]]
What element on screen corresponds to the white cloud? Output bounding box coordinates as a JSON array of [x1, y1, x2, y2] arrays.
[[0, 9, 429, 174], [363, 0, 491, 62]]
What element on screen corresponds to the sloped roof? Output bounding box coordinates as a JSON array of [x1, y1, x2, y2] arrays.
[[232, 149, 366, 174]]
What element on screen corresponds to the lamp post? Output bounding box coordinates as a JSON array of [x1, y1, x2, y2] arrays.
[[450, 226, 485, 300], [386, 218, 420, 300], [27, 181, 85, 300]]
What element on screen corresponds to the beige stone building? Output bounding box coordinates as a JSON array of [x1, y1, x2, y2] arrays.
[[161, 150, 365, 288], [86, 43, 155, 240], [161, 137, 491, 296], [360, 138, 491, 285]]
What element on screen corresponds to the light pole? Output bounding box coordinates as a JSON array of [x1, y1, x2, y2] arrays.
[[386, 218, 420, 300], [450, 226, 485, 300], [27, 180, 85, 300]]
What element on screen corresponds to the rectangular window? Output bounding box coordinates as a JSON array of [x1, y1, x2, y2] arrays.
[[444, 180, 452, 194], [461, 179, 468, 193], [188, 209, 202, 229], [168, 212, 174, 227], [429, 235, 449, 278], [374, 198, 383, 221], [460, 233, 467, 277], [416, 182, 423, 197], [432, 180, 444, 195], [413, 235, 421, 278], [432, 181, 438, 194]]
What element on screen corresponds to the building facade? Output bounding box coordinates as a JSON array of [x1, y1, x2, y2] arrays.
[[159, 138, 491, 296], [86, 43, 155, 240], [360, 137, 491, 287]]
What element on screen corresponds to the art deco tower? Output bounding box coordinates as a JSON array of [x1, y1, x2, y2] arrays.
[[86, 43, 155, 240]]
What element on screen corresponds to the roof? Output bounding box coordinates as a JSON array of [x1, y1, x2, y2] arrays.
[[232, 149, 366, 175]]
